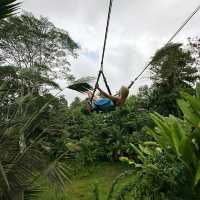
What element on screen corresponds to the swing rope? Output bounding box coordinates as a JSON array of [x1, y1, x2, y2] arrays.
[[90, 0, 113, 102], [91, 1, 200, 102], [128, 3, 200, 89]]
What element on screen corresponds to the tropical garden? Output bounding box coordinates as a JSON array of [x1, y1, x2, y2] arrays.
[[1, 1, 200, 199]]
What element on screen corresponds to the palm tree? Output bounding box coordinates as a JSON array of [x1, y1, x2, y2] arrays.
[[0, 0, 21, 20], [67, 76, 94, 93], [0, 90, 69, 200]]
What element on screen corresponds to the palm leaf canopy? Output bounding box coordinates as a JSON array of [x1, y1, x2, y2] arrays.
[[0, 0, 21, 20], [67, 76, 94, 93]]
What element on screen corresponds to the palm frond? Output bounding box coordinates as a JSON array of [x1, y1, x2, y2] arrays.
[[19, 68, 61, 90], [0, 0, 21, 20], [0, 161, 10, 191], [0, 94, 70, 199], [30, 185, 68, 200], [67, 76, 95, 93], [24, 185, 44, 200], [43, 160, 70, 191]]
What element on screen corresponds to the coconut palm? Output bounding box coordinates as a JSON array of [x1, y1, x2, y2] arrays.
[[67, 76, 94, 93]]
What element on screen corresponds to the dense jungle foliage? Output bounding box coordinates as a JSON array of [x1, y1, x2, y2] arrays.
[[1, 1, 200, 199]]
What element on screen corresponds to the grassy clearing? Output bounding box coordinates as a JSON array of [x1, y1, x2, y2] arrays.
[[65, 162, 132, 200], [36, 162, 133, 200]]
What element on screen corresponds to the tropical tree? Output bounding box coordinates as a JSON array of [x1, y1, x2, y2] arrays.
[[0, 9, 76, 198], [188, 37, 200, 66], [149, 43, 199, 116], [0, 12, 79, 93], [0, 92, 69, 200], [116, 83, 200, 199], [144, 84, 200, 195]]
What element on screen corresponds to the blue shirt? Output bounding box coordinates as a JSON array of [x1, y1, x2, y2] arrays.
[[94, 98, 115, 112]]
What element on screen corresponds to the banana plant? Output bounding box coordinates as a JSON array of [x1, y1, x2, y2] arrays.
[[144, 83, 200, 188]]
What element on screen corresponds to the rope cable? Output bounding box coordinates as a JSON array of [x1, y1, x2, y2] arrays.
[[90, 0, 114, 102], [101, 0, 113, 71], [128, 3, 200, 89], [102, 71, 112, 95]]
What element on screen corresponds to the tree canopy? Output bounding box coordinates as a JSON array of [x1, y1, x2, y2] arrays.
[[149, 43, 199, 116], [0, 12, 79, 81]]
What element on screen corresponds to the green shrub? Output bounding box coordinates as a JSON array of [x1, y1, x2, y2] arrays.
[[118, 151, 192, 200]]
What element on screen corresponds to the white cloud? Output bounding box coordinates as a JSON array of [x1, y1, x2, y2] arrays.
[[21, 0, 200, 102]]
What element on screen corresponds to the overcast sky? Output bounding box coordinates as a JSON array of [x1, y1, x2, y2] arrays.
[[20, 0, 200, 102]]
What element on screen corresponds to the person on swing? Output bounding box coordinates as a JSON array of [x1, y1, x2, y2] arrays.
[[83, 84, 129, 113]]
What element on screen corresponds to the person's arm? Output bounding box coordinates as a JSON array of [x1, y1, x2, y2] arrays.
[[97, 86, 120, 103], [86, 91, 98, 101]]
